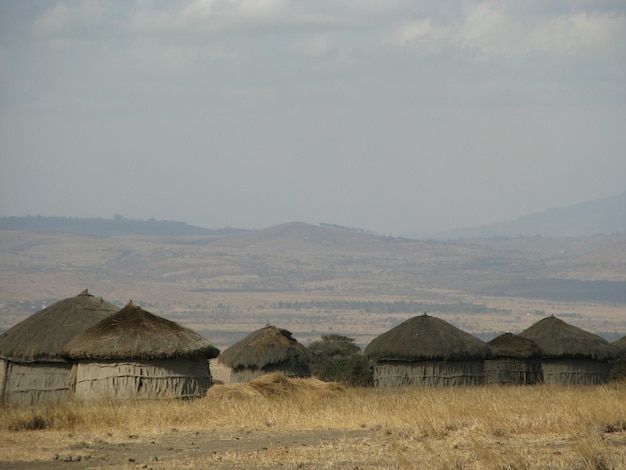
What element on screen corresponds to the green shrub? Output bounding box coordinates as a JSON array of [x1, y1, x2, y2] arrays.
[[308, 335, 373, 386]]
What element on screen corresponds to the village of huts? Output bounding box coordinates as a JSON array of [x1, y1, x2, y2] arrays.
[[60, 300, 220, 401], [0, 289, 624, 407], [0, 290, 120, 406], [218, 324, 311, 383]]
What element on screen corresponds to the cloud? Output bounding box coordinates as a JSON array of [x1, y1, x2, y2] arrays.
[[33, 0, 107, 37], [531, 11, 626, 57], [126, 0, 342, 34], [386, 18, 448, 47], [387, 1, 626, 59]]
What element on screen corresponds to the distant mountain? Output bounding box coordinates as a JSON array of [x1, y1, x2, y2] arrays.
[[428, 192, 626, 240], [207, 221, 410, 252], [0, 215, 247, 237]]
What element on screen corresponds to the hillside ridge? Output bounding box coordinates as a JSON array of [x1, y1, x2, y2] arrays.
[[0, 215, 246, 237], [429, 192, 626, 239]]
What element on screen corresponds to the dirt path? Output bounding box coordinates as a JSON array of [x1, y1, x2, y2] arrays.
[[1, 428, 373, 469]]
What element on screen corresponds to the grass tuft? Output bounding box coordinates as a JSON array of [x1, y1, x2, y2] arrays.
[[575, 436, 613, 470]]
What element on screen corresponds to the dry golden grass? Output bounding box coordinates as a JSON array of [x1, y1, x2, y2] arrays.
[[1, 375, 625, 469]]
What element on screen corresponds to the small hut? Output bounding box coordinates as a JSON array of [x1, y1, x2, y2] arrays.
[[364, 313, 492, 387], [0, 290, 120, 406], [519, 316, 618, 385], [61, 301, 220, 401], [485, 333, 543, 385], [219, 325, 311, 383], [608, 336, 626, 381]]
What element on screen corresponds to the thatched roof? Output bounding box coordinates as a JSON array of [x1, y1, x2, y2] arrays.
[[60, 301, 220, 360], [364, 313, 491, 361], [0, 290, 120, 362], [612, 336, 626, 355], [487, 333, 543, 358], [219, 325, 310, 369], [519, 316, 618, 360]]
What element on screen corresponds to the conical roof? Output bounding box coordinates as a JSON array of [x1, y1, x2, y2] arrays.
[[219, 325, 310, 369], [0, 290, 120, 362], [61, 301, 219, 360], [611, 336, 626, 355], [519, 316, 618, 360], [364, 313, 491, 361], [487, 332, 543, 358]]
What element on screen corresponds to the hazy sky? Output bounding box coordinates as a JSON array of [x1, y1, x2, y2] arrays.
[[1, 1, 625, 236]]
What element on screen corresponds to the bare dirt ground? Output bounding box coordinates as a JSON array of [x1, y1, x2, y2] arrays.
[[2, 424, 625, 469], [0, 428, 371, 469]]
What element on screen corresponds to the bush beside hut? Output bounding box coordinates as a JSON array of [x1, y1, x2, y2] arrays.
[[308, 335, 373, 386]]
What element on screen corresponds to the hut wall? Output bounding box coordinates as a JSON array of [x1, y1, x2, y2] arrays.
[[70, 357, 211, 401], [0, 359, 7, 403], [3, 361, 72, 406], [484, 358, 542, 385], [373, 360, 485, 387], [230, 367, 262, 383], [541, 358, 609, 385], [230, 363, 311, 383], [608, 358, 625, 382]]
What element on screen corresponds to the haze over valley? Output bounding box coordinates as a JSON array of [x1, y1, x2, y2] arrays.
[[1, 194, 625, 349]]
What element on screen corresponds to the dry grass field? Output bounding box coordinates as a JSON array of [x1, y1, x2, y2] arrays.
[[1, 374, 625, 469]]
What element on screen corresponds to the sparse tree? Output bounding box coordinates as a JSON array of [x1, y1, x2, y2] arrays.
[[308, 335, 373, 386]]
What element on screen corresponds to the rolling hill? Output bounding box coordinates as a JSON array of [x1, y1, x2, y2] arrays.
[[421, 192, 626, 239], [0, 215, 246, 237], [2, 196, 626, 345]]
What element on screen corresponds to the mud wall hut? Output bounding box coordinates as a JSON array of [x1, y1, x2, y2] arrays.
[[364, 313, 492, 387], [0, 290, 120, 406], [60, 301, 220, 401], [219, 325, 311, 383], [485, 333, 543, 385], [519, 316, 618, 385]]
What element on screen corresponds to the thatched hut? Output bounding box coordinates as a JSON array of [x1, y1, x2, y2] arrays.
[[608, 336, 626, 381], [0, 290, 120, 406], [364, 313, 492, 387], [219, 325, 311, 383], [60, 301, 220, 401], [519, 316, 618, 385], [485, 333, 543, 385]]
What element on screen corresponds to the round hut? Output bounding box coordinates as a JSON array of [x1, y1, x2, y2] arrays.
[[218, 325, 311, 383], [0, 290, 120, 406], [608, 336, 626, 381], [519, 315, 618, 385], [485, 333, 543, 385], [364, 313, 492, 387], [60, 301, 220, 401]]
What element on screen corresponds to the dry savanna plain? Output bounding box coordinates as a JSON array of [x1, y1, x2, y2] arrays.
[[1, 224, 626, 468], [0, 374, 625, 469]]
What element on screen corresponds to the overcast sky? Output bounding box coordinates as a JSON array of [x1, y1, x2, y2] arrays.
[[1, 1, 624, 236]]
